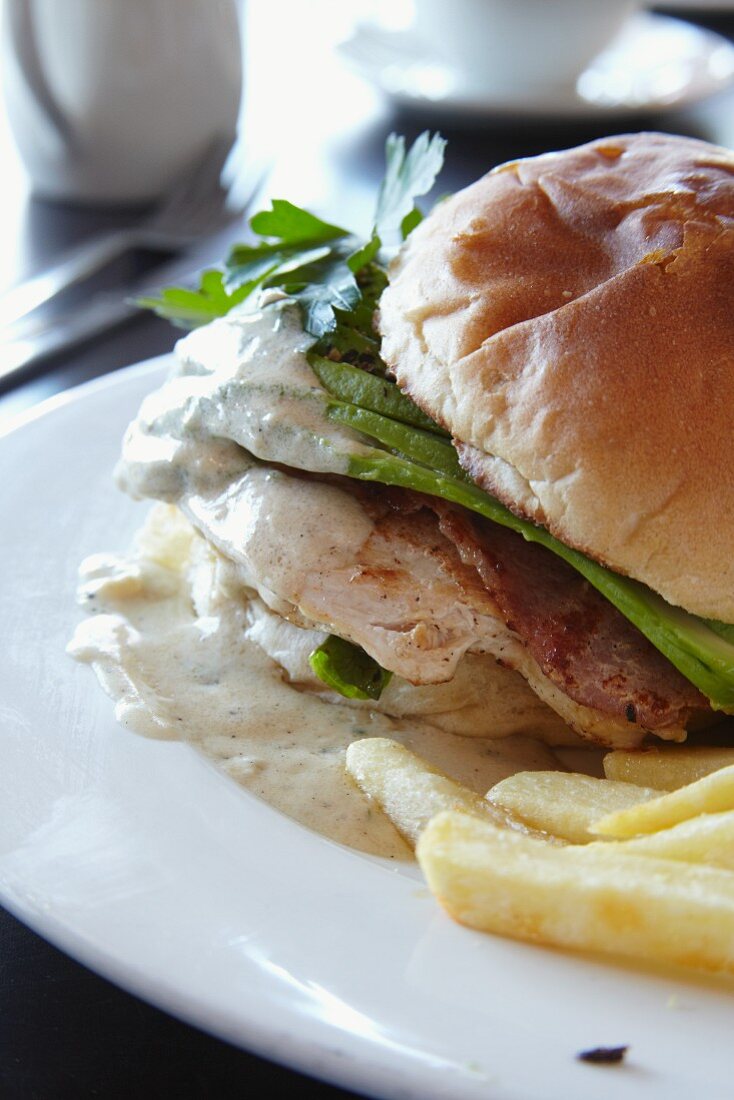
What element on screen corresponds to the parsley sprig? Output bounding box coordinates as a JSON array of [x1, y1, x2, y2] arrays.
[[138, 132, 446, 339]]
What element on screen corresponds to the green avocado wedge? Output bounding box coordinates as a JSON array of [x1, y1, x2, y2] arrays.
[[309, 353, 448, 436], [309, 635, 393, 700]]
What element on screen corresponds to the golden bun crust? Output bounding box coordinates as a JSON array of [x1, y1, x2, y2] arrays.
[[379, 133, 734, 621]]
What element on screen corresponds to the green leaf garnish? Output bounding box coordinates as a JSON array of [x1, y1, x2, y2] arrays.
[[135, 270, 252, 329], [274, 244, 361, 339], [347, 231, 381, 274], [373, 132, 447, 244], [309, 635, 393, 700], [223, 201, 358, 336], [223, 243, 327, 292], [249, 199, 348, 245], [401, 207, 423, 238], [319, 321, 380, 360], [137, 132, 445, 338]]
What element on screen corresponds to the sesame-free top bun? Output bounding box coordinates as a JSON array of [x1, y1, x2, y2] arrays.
[[379, 133, 734, 621]]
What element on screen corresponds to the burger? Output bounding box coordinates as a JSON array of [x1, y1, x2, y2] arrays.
[[378, 130, 734, 747], [111, 131, 734, 751]]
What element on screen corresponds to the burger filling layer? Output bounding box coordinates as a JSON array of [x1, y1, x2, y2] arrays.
[[113, 298, 714, 747]]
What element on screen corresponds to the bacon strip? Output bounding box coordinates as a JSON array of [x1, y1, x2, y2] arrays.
[[422, 498, 709, 731]]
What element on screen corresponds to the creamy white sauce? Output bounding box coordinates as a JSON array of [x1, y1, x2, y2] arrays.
[[116, 297, 374, 507], [113, 295, 397, 639], [69, 508, 563, 859], [71, 297, 589, 856], [184, 464, 375, 618]]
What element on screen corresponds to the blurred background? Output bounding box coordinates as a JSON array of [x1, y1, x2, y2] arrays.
[[3, 0, 734, 426], [3, 0, 734, 417], [2, 0, 734, 1096]]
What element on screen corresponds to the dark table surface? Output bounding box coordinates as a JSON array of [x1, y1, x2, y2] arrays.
[[3, 5, 734, 1098]]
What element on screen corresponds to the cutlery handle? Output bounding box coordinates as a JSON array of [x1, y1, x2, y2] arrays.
[[1, 294, 137, 388], [0, 229, 141, 330]]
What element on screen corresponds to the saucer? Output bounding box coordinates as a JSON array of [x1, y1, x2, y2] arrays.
[[338, 12, 734, 120]]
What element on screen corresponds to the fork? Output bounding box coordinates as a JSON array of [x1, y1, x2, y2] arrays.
[[0, 157, 268, 390], [2, 135, 241, 331]]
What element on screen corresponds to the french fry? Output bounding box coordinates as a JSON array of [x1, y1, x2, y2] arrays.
[[604, 746, 734, 791], [417, 811, 734, 975], [602, 811, 734, 871], [346, 738, 507, 847], [592, 764, 734, 838], [486, 771, 659, 843]]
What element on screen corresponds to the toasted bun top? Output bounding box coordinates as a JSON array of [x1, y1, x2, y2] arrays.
[[379, 133, 734, 621]]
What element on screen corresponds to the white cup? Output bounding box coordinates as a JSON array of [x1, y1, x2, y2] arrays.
[[413, 0, 638, 96], [1, 0, 243, 204]]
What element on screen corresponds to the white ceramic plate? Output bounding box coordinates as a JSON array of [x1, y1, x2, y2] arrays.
[[338, 12, 734, 120], [2, 362, 733, 1100]]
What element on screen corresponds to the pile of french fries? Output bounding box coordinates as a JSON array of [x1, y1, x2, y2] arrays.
[[346, 739, 734, 975]]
